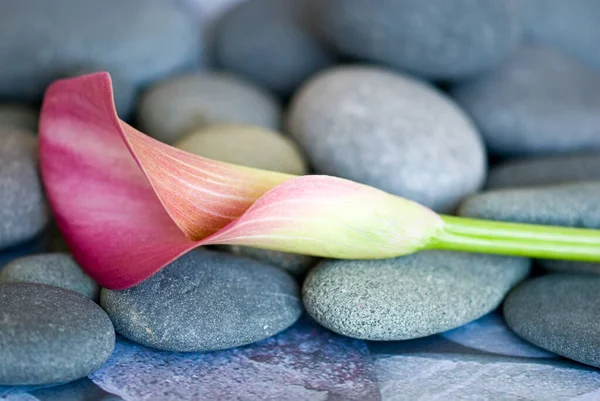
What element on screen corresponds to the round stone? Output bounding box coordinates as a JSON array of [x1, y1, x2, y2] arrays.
[[223, 245, 317, 278], [0, 253, 99, 300], [214, 0, 334, 96], [0, 105, 38, 132], [0, 131, 48, 250], [452, 45, 600, 157], [138, 72, 281, 144], [0, 0, 200, 103], [313, 0, 525, 80], [525, 0, 600, 71], [175, 124, 308, 175], [504, 274, 600, 368], [101, 250, 302, 352], [487, 152, 600, 189], [287, 66, 486, 212], [302, 251, 530, 340], [0, 283, 115, 385]]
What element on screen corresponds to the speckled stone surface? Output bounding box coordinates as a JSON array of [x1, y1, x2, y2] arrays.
[[215, 0, 334, 96], [0, 131, 48, 250], [313, 0, 525, 80], [101, 250, 302, 352], [302, 251, 530, 340], [487, 152, 600, 189], [90, 317, 380, 401], [175, 124, 308, 175], [0, 0, 200, 103], [0, 105, 38, 132], [0, 283, 115, 386], [452, 45, 600, 157], [0, 253, 99, 300], [222, 245, 318, 278], [526, 0, 600, 71], [287, 66, 486, 213], [504, 274, 600, 368], [138, 72, 281, 144]]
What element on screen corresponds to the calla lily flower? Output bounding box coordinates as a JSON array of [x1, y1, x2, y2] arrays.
[[40, 73, 600, 290]]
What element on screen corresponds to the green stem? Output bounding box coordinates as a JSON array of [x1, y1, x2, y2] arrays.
[[427, 215, 600, 262]]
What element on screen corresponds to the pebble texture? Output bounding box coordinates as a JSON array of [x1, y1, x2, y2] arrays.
[[215, 0, 334, 96], [302, 251, 530, 340], [223, 245, 317, 278], [0, 253, 99, 300], [0, 283, 115, 385], [452, 45, 600, 157], [0, 0, 200, 103], [0, 131, 48, 250], [138, 72, 281, 144], [101, 250, 302, 352], [504, 274, 600, 368], [487, 152, 600, 189], [313, 0, 525, 80], [526, 0, 600, 71], [287, 66, 486, 212], [0, 105, 38, 132], [175, 124, 308, 175]]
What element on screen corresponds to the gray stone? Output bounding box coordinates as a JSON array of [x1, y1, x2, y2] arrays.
[[504, 274, 600, 368], [0, 105, 38, 132], [0, 0, 200, 103], [215, 0, 335, 96], [138, 72, 281, 144], [287, 66, 486, 213], [487, 152, 600, 189], [302, 251, 530, 340], [0, 131, 48, 250], [452, 45, 600, 157], [526, 0, 600, 71], [223, 245, 317, 277], [313, 0, 525, 80], [0, 253, 99, 300], [101, 250, 302, 352], [0, 283, 115, 385], [459, 182, 600, 275]]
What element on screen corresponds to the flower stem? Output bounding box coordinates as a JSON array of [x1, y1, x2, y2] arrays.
[[427, 215, 600, 262]]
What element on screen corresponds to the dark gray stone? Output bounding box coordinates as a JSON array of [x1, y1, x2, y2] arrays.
[[452, 45, 600, 157], [487, 152, 600, 189], [0, 0, 200, 103], [0, 105, 38, 132], [215, 0, 335, 96], [101, 250, 302, 352], [223, 245, 317, 277], [313, 0, 525, 80], [138, 72, 281, 144], [526, 0, 600, 71], [287, 66, 486, 213], [504, 274, 600, 368], [0, 253, 99, 300], [302, 251, 530, 340], [0, 131, 48, 250], [0, 283, 115, 385]]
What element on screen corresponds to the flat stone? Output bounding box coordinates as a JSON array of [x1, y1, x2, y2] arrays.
[[0, 131, 48, 250], [138, 72, 281, 144], [302, 251, 530, 340], [215, 0, 334, 96], [287, 66, 486, 212], [0, 105, 38, 132], [0, 0, 200, 103], [101, 250, 302, 352], [526, 0, 600, 71], [487, 152, 600, 189], [452, 45, 600, 157], [175, 123, 308, 175], [0, 283, 115, 385], [222, 245, 317, 278], [504, 274, 600, 368], [0, 253, 99, 300], [313, 0, 525, 80]]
